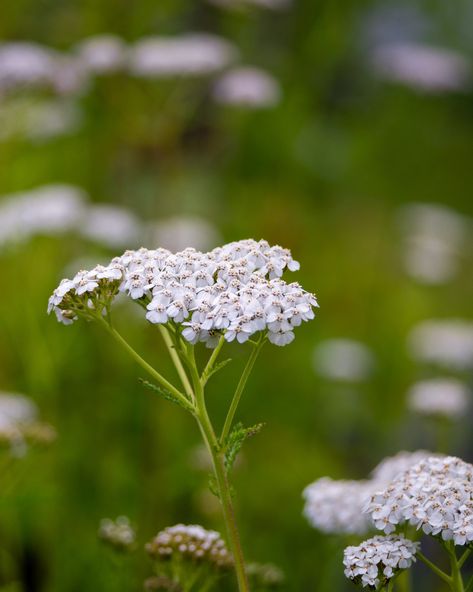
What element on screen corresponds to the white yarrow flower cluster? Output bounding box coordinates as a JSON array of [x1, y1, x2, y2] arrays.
[[370, 450, 439, 483], [408, 319, 473, 371], [407, 378, 469, 418], [303, 451, 437, 536], [370, 42, 470, 93], [48, 239, 318, 347], [343, 535, 418, 589], [303, 478, 376, 535], [365, 456, 473, 545], [128, 34, 237, 78], [0, 184, 87, 249], [213, 67, 281, 108], [146, 524, 232, 569]]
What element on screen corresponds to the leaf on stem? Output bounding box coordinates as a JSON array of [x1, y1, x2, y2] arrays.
[[139, 379, 193, 412], [224, 422, 264, 473]]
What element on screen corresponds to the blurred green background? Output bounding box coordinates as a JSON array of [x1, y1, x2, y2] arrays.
[[0, 0, 472, 590]]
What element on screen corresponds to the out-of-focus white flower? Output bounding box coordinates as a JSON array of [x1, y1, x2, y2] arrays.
[[52, 56, 90, 96], [128, 34, 237, 78], [303, 478, 375, 535], [370, 42, 470, 93], [0, 184, 87, 248], [247, 563, 285, 587], [99, 516, 135, 551], [365, 456, 473, 546], [344, 535, 418, 588], [370, 450, 439, 483], [146, 524, 233, 569], [149, 216, 221, 252], [75, 35, 126, 74], [407, 378, 469, 418], [0, 393, 37, 431], [81, 204, 142, 248], [207, 0, 291, 10], [398, 203, 470, 284], [313, 339, 375, 382], [0, 42, 58, 92], [213, 67, 281, 108], [408, 319, 473, 370], [0, 392, 55, 455], [0, 97, 82, 142]]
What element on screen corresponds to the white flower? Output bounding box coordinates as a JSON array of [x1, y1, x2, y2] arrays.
[[398, 203, 471, 284], [99, 516, 135, 550], [303, 478, 376, 535], [0, 42, 58, 91], [365, 456, 473, 546], [128, 34, 237, 78], [370, 450, 439, 483], [80, 204, 142, 248], [0, 184, 87, 249], [313, 339, 375, 382], [303, 450, 438, 536], [343, 535, 419, 588], [408, 319, 473, 370], [49, 239, 318, 346], [75, 35, 126, 74], [370, 42, 470, 93], [407, 378, 469, 418], [213, 67, 281, 108]]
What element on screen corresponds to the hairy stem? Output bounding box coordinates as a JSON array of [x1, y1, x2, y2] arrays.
[[220, 340, 264, 444]]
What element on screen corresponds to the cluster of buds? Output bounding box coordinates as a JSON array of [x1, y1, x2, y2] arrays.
[[247, 562, 285, 588], [146, 524, 233, 570]]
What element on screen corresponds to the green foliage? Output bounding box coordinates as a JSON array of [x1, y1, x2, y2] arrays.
[[139, 379, 193, 412], [224, 423, 265, 474]]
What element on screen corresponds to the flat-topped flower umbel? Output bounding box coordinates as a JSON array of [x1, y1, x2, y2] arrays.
[[48, 239, 318, 592], [48, 239, 317, 345]]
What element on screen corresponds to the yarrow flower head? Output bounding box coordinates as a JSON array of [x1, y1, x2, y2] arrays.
[[303, 478, 376, 535], [365, 456, 473, 545], [343, 535, 419, 589], [407, 378, 469, 418], [48, 239, 318, 347], [303, 450, 437, 536], [99, 516, 136, 551], [146, 524, 232, 570]]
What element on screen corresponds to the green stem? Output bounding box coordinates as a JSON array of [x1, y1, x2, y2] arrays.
[[417, 551, 452, 585], [447, 544, 465, 592], [220, 340, 263, 444], [158, 325, 194, 400], [458, 548, 471, 570], [98, 317, 191, 409], [201, 335, 226, 385], [396, 568, 411, 592], [186, 349, 249, 592]]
